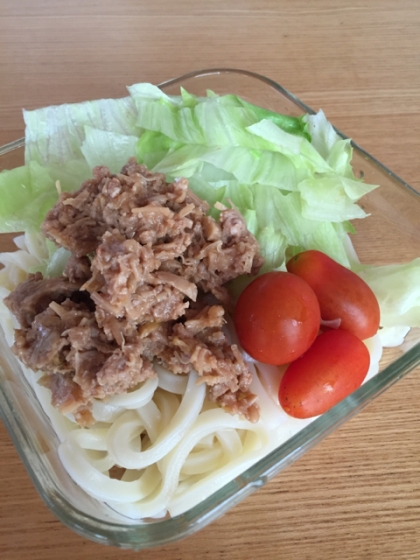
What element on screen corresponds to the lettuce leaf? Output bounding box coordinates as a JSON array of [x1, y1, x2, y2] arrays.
[[0, 162, 58, 231], [81, 126, 138, 173], [359, 259, 420, 328], [24, 96, 141, 166], [128, 88, 381, 268], [1, 82, 379, 272]]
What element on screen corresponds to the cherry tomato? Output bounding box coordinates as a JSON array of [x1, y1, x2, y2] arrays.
[[286, 250, 380, 340], [234, 271, 321, 365], [279, 329, 370, 419]]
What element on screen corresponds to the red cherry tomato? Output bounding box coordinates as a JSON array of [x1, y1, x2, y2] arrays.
[[279, 329, 370, 419], [234, 271, 321, 365], [286, 250, 380, 340]]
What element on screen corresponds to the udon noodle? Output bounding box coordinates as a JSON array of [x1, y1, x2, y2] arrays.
[[0, 231, 383, 519]]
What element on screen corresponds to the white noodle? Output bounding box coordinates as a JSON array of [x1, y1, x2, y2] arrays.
[[59, 437, 161, 503], [91, 400, 124, 424], [84, 450, 116, 473], [106, 408, 271, 519], [249, 363, 286, 430], [181, 444, 224, 476], [155, 362, 189, 394], [107, 371, 205, 470], [136, 400, 162, 443], [0, 232, 385, 520], [215, 429, 243, 460], [153, 389, 182, 428], [72, 428, 109, 451], [106, 377, 159, 409]]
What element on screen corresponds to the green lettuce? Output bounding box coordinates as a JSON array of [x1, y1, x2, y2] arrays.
[[359, 259, 420, 328], [0, 161, 58, 231], [0, 83, 379, 271], [81, 127, 138, 173], [131, 90, 378, 267]]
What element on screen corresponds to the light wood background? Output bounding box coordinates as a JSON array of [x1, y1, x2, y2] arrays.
[[1, 1, 420, 559]]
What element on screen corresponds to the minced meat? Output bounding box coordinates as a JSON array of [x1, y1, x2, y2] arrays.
[[5, 159, 264, 425]]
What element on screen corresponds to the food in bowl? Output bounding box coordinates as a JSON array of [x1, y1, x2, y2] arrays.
[[0, 75, 419, 532]]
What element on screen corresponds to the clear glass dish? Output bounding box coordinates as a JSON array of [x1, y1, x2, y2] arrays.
[[0, 68, 419, 550]]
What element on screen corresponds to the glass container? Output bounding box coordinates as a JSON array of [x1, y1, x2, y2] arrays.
[[0, 68, 419, 550]]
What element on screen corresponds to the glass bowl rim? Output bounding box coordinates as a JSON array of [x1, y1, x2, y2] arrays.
[[0, 67, 419, 550]]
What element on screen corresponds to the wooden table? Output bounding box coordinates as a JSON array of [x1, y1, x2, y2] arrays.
[[1, 1, 420, 559]]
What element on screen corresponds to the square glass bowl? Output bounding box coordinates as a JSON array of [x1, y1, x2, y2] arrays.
[[0, 68, 420, 550]]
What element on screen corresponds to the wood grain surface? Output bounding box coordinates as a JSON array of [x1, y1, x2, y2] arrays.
[[1, 1, 420, 559]]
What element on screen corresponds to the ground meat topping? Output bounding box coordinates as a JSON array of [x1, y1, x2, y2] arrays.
[[5, 272, 85, 329], [5, 160, 264, 425]]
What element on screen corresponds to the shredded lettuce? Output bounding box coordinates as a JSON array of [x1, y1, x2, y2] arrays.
[[359, 259, 420, 328], [0, 161, 58, 231], [298, 175, 369, 222], [81, 126, 138, 173], [0, 83, 379, 271], [23, 96, 141, 166], [128, 88, 378, 267]]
